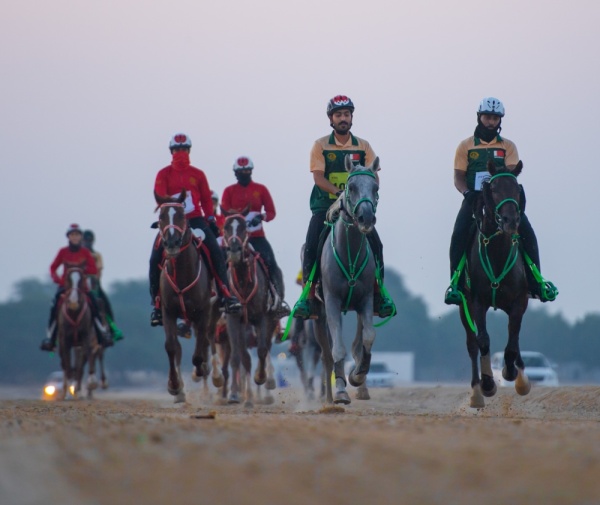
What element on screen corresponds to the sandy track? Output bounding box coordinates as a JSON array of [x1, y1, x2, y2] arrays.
[[1, 385, 600, 505]]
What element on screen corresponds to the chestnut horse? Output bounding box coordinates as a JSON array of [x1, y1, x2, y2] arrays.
[[56, 266, 97, 399], [222, 212, 277, 407], [155, 190, 223, 403], [460, 160, 531, 408]]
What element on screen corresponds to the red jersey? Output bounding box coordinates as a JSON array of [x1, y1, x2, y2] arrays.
[[221, 181, 276, 238], [154, 163, 214, 220], [50, 246, 98, 286]]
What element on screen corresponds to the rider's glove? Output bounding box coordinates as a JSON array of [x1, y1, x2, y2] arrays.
[[248, 214, 263, 227], [207, 216, 220, 237]]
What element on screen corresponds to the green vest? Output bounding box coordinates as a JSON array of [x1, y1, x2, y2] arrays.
[[466, 136, 507, 190], [309, 133, 366, 212]]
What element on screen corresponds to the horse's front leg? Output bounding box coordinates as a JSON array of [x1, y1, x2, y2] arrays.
[[325, 297, 350, 405], [192, 320, 211, 383], [504, 303, 530, 395], [253, 319, 268, 386], [164, 316, 185, 403], [348, 312, 375, 388], [313, 315, 333, 404]]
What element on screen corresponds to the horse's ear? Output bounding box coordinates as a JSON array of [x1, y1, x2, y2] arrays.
[[177, 190, 186, 203], [370, 156, 380, 173], [482, 181, 493, 210], [242, 203, 251, 216], [512, 160, 523, 177], [154, 191, 167, 206], [487, 160, 497, 176], [344, 154, 354, 172]]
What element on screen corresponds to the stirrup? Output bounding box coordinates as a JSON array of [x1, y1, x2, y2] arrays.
[[224, 297, 242, 314], [40, 338, 56, 352], [374, 296, 396, 318], [274, 301, 291, 319], [540, 281, 558, 302], [293, 299, 317, 320], [444, 285, 463, 306], [150, 308, 163, 327]]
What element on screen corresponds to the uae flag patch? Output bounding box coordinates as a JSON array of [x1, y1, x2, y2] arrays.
[[493, 150, 505, 158], [349, 153, 361, 163]]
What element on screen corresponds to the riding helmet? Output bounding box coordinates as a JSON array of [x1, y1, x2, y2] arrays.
[[477, 97, 505, 117], [169, 133, 192, 151], [327, 95, 355, 116], [233, 156, 254, 171], [66, 223, 83, 236]]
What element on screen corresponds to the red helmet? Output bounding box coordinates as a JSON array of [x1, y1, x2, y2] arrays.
[[66, 223, 82, 236], [233, 156, 254, 171], [169, 133, 192, 151], [327, 95, 355, 116]]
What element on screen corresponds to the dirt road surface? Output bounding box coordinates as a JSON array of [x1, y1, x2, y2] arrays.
[[1, 383, 600, 505]]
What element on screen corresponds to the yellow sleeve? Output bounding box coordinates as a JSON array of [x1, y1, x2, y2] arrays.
[[454, 140, 469, 172]]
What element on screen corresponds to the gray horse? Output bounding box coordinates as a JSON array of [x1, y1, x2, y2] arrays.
[[313, 155, 380, 405]]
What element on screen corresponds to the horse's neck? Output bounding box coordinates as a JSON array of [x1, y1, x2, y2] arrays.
[[229, 250, 254, 284], [478, 216, 517, 255], [164, 245, 200, 278]]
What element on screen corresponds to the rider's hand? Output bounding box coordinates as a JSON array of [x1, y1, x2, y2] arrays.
[[248, 214, 263, 227], [207, 216, 220, 237], [463, 189, 477, 203]]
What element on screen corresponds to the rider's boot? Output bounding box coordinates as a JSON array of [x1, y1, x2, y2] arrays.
[[177, 321, 192, 339], [40, 321, 57, 352], [373, 284, 396, 318], [525, 260, 558, 303], [95, 318, 113, 348], [217, 284, 242, 314], [149, 244, 163, 326], [106, 315, 124, 342], [293, 284, 318, 320], [445, 253, 467, 306]]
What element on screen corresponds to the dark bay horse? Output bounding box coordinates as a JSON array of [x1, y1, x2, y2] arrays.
[[155, 191, 224, 403], [222, 212, 277, 407], [460, 160, 531, 408], [313, 155, 380, 405], [56, 266, 97, 399], [86, 274, 109, 392]]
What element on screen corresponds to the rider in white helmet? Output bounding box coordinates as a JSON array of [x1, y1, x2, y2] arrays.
[[444, 97, 558, 305]]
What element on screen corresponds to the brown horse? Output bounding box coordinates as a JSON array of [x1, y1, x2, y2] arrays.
[[221, 212, 278, 407], [56, 266, 97, 399], [155, 190, 224, 403], [460, 160, 531, 408]]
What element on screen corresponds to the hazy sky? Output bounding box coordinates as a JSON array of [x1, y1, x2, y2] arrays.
[[2, 0, 598, 324]]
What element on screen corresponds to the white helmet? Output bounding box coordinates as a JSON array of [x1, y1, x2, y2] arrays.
[[233, 156, 254, 171], [169, 133, 192, 151], [211, 190, 219, 202], [478, 97, 505, 117]]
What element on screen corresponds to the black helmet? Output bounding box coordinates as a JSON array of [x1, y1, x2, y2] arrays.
[[83, 230, 95, 242], [327, 95, 355, 116]]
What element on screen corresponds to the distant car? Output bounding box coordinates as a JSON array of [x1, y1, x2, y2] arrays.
[[42, 371, 74, 400], [365, 362, 395, 388], [491, 351, 559, 387]]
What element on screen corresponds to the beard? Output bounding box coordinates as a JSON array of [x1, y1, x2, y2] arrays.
[[332, 120, 352, 135]]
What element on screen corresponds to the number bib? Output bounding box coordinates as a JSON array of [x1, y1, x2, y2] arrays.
[[329, 172, 349, 199]]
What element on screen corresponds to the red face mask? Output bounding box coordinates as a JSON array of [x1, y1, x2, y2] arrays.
[[171, 150, 190, 170]]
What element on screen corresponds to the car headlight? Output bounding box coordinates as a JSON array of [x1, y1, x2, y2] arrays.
[[44, 385, 56, 396]]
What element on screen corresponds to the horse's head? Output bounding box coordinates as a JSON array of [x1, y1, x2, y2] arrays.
[[155, 190, 190, 257], [64, 265, 86, 310], [342, 155, 380, 234], [222, 213, 249, 265], [481, 160, 523, 234]]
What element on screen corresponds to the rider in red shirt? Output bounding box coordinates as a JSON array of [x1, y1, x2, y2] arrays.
[[40, 224, 112, 352], [221, 156, 290, 318], [149, 133, 241, 326]]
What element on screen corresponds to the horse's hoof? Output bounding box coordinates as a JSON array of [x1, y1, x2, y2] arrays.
[[355, 386, 370, 400], [87, 379, 98, 391], [228, 393, 240, 404], [174, 392, 186, 403], [502, 366, 518, 382], [348, 370, 366, 387], [212, 375, 224, 388], [334, 391, 351, 405], [265, 378, 276, 390], [515, 369, 531, 396], [254, 373, 266, 386], [168, 383, 184, 397], [481, 375, 497, 397], [191, 368, 202, 383], [470, 384, 485, 409]]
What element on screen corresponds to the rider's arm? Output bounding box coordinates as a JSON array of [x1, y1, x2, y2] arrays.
[[504, 140, 520, 170], [260, 186, 276, 222], [49, 250, 64, 285], [454, 169, 469, 195], [313, 170, 341, 196], [83, 249, 99, 277]]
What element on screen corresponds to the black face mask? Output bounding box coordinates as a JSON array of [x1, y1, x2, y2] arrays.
[[235, 172, 252, 187], [474, 116, 502, 143], [68, 243, 81, 252]]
